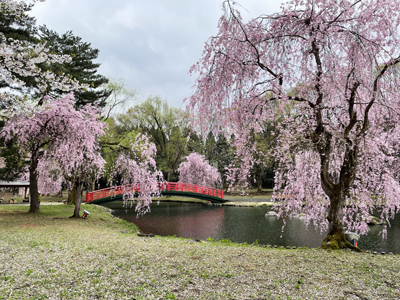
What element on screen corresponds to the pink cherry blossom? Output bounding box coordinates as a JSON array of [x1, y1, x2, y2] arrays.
[[1, 92, 105, 213], [110, 133, 165, 215], [187, 0, 400, 248], [177, 152, 221, 188]]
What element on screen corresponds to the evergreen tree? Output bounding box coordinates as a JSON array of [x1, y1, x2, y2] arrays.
[[204, 131, 216, 162], [37, 26, 111, 107], [0, 3, 36, 42], [0, 5, 110, 108], [203, 132, 233, 191], [184, 130, 204, 155]]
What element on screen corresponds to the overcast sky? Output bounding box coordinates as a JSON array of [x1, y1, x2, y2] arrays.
[[30, 0, 283, 109]]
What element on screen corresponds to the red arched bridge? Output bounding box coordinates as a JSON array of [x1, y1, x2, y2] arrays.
[[86, 182, 226, 204]]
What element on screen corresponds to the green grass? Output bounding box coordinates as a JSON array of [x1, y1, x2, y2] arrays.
[[1, 204, 400, 299], [155, 196, 208, 203], [224, 194, 273, 199], [0, 191, 67, 204], [0, 204, 138, 232], [224, 188, 274, 196]]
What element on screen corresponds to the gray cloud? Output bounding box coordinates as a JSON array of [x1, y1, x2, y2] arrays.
[[31, 0, 282, 108]]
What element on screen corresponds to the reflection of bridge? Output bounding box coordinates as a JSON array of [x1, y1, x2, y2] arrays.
[[86, 182, 226, 204]]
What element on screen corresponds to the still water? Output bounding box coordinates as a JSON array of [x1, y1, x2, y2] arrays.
[[101, 201, 400, 253]]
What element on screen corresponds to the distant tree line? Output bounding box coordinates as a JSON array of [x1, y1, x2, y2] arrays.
[[101, 95, 277, 191]]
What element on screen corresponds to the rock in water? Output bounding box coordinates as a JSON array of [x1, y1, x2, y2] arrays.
[[265, 211, 278, 217], [366, 216, 386, 225]]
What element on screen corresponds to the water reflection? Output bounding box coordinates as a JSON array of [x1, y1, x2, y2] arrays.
[[120, 205, 225, 240], [102, 201, 400, 253]]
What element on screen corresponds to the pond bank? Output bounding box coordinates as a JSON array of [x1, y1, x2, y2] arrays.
[[0, 204, 399, 299], [155, 196, 275, 207]]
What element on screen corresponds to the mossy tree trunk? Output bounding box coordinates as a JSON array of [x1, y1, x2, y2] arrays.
[[319, 137, 359, 250], [71, 178, 83, 218], [321, 189, 353, 249], [29, 151, 40, 213]]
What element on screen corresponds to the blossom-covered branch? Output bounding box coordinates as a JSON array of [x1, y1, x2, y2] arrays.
[[188, 0, 400, 249]]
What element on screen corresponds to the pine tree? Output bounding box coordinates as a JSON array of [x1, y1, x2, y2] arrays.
[[0, 5, 110, 108], [37, 26, 111, 107]]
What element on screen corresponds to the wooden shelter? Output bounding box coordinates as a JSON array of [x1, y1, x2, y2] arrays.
[[0, 181, 30, 201]]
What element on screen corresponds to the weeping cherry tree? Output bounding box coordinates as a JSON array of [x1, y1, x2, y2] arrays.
[[177, 152, 221, 188], [187, 0, 400, 249], [1, 93, 105, 214]]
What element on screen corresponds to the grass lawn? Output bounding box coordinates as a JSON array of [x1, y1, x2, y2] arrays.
[[224, 188, 273, 198], [0, 204, 399, 299], [0, 191, 66, 204]]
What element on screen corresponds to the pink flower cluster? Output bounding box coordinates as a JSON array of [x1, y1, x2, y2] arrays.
[[187, 0, 400, 237], [1, 92, 105, 195], [177, 152, 221, 188], [111, 133, 165, 215]]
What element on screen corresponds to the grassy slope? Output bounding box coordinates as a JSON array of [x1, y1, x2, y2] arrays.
[[0, 204, 399, 299]]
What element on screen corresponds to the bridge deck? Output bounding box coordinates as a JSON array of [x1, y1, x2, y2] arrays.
[[86, 182, 226, 204]]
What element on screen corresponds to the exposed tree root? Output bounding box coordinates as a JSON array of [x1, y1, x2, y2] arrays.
[[321, 233, 363, 252]]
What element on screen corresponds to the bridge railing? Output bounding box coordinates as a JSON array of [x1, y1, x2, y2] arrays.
[[159, 182, 223, 199], [86, 182, 223, 203]]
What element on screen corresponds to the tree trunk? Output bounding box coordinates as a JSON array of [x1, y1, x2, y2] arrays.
[[321, 188, 360, 251], [29, 157, 40, 213], [71, 179, 83, 218], [257, 164, 263, 193], [67, 184, 75, 204], [316, 129, 361, 251]]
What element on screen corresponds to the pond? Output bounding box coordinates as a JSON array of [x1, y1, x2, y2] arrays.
[[101, 201, 400, 253]]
